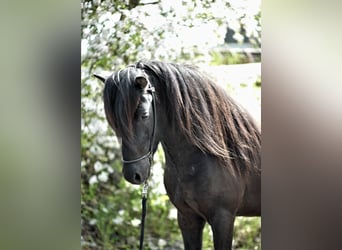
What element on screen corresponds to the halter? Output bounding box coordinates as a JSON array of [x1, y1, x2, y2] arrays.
[[116, 66, 156, 250], [116, 65, 157, 166], [121, 84, 156, 165]]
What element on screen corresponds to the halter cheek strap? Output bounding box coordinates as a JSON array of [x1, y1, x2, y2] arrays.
[[121, 84, 156, 165], [115, 65, 156, 165]]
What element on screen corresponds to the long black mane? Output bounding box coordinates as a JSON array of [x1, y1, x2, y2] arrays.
[[103, 60, 260, 175]]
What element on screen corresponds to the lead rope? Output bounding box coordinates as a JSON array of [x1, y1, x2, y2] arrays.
[[139, 181, 149, 250], [116, 66, 154, 249], [139, 85, 156, 250]]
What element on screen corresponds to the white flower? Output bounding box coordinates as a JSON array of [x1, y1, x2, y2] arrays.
[[168, 208, 177, 220], [112, 217, 124, 225], [89, 175, 98, 185], [106, 165, 114, 173], [89, 219, 97, 225], [89, 144, 104, 155], [131, 218, 141, 227], [98, 171, 109, 182], [158, 239, 167, 248], [94, 161, 104, 172]]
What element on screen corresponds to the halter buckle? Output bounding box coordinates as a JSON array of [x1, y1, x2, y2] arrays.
[[147, 86, 155, 93], [142, 181, 149, 198]]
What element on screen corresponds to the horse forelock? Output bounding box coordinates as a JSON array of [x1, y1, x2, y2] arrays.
[[103, 67, 141, 142]]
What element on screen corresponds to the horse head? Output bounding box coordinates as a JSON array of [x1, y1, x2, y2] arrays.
[[95, 67, 157, 184]]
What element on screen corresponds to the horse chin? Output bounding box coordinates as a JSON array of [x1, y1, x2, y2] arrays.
[[122, 162, 149, 185]]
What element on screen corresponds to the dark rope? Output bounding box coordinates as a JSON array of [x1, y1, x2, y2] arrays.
[[118, 65, 154, 250], [139, 182, 149, 250], [138, 77, 155, 250], [139, 196, 147, 250]]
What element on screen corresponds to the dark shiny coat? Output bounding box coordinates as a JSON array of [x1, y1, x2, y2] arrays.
[[100, 60, 261, 249]]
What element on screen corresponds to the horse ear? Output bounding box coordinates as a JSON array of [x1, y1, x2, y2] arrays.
[[93, 73, 106, 83], [135, 76, 148, 89]]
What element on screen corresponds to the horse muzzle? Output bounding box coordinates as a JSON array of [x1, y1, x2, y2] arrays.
[[122, 162, 150, 185]]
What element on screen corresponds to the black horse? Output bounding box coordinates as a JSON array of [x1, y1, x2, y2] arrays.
[[95, 60, 260, 249]]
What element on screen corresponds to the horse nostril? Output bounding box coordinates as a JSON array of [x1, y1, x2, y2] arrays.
[[134, 173, 141, 183]]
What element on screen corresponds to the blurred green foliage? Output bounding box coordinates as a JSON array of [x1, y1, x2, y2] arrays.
[[210, 50, 261, 65], [81, 0, 261, 249]]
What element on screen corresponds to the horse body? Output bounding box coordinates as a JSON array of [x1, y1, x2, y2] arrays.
[[159, 113, 260, 249], [98, 60, 260, 250]]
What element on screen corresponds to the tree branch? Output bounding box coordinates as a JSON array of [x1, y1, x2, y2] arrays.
[[128, 0, 159, 10]]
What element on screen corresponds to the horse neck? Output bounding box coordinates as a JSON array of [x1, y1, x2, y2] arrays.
[[156, 109, 200, 165]]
